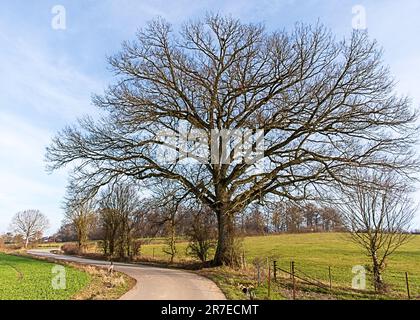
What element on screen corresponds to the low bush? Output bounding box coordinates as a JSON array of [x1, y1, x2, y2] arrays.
[[186, 213, 217, 263], [61, 243, 80, 255]]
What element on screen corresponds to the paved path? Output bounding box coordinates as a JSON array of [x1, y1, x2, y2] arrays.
[[28, 249, 226, 300]]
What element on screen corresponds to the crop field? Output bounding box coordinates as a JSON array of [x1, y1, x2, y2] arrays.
[[139, 233, 420, 296], [0, 253, 90, 300]]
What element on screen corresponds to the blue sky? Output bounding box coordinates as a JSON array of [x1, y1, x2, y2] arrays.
[[1, 0, 420, 234]]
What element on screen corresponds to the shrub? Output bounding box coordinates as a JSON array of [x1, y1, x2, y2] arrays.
[[61, 243, 80, 255], [130, 239, 142, 259], [186, 214, 217, 262]]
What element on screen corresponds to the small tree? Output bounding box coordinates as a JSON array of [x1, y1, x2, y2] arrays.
[[186, 207, 217, 262], [98, 207, 120, 257], [98, 184, 141, 260], [10, 210, 49, 248], [338, 172, 416, 292], [243, 206, 267, 235], [144, 181, 189, 263], [64, 199, 96, 253]]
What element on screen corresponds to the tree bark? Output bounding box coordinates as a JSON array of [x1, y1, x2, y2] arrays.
[[372, 254, 385, 292], [213, 210, 237, 266]]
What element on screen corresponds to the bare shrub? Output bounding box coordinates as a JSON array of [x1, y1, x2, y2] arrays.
[[186, 211, 217, 263], [61, 243, 80, 255]]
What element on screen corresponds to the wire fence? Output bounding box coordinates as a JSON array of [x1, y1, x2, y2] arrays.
[[250, 257, 420, 300]]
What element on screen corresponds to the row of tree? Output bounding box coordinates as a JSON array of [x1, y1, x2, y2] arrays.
[[238, 203, 343, 235], [56, 181, 346, 260]]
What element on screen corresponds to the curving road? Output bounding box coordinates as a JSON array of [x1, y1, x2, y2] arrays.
[[28, 249, 226, 300]]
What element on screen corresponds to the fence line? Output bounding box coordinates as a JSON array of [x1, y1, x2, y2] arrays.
[[257, 258, 419, 300], [274, 264, 329, 290]]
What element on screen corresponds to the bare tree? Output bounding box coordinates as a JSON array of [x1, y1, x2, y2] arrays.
[[267, 201, 287, 233], [243, 205, 267, 235], [64, 197, 96, 253], [98, 207, 120, 257], [46, 15, 419, 266], [302, 203, 319, 231], [319, 206, 343, 232], [337, 172, 416, 292], [10, 210, 49, 248], [53, 222, 78, 242], [186, 205, 217, 263], [98, 183, 142, 260], [145, 181, 189, 263]]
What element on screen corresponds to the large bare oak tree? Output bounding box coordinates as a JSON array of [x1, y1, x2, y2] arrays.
[[46, 15, 418, 266]]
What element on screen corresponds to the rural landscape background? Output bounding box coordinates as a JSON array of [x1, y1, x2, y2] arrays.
[[1, 0, 420, 302]]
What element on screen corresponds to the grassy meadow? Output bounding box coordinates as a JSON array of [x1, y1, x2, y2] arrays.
[[138, 233, 420, 297], [0, 253, 90, 300]]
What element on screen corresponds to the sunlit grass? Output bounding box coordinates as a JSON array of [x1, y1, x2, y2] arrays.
[[140, 233, 420, 296], [0, 253, 90, 300]]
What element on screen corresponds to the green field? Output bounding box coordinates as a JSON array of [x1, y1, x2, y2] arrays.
[[140, 233, 420, 296], [0, 253, 90, 300]]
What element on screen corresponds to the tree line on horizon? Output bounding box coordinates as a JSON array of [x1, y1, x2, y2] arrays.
[[53, 197, 345, 244], [48, 183, 344, 264]]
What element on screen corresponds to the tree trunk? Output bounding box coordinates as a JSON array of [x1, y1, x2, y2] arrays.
[[213, 211, 237, 266], [372, 254, 385, 292], [168, 220, 176, 263], [78, 239, 83, 253], [109, 237, 114, 256]]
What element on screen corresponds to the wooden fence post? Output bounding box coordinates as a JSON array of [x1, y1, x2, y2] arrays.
[[328, 266, 332, 292], [257, 265, 261, 287], [291, 261, 296, 300], [273, 260, 277, 281], [405, 272, 411, 300], [267, 263, 271, 299]]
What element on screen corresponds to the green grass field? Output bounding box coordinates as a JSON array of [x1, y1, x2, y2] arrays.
[[0, 253, 90, 300], [139, 233, 420, 297]]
